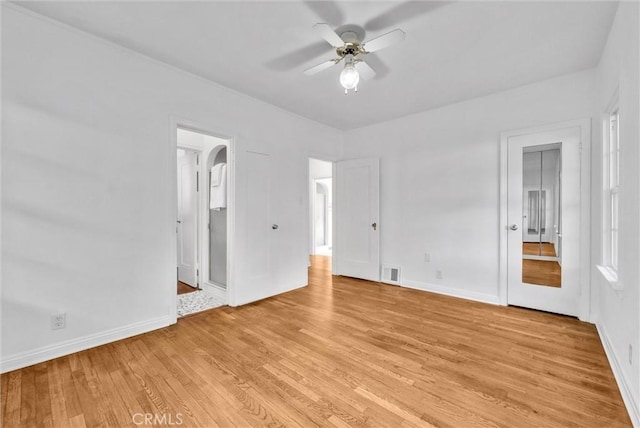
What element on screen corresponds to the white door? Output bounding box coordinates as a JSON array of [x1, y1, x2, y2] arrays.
[[177, 149, 198, 286], [506, 127, 581, 316], [335, 158, 380, 281], [244, 151, 278, 289]]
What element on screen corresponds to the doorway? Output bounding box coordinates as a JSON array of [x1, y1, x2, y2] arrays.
[[309, 158, 333, 257], [500, 120, 590, 319], [174, 126, 232, 315]]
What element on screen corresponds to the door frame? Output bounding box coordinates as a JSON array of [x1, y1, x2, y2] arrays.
[[499, 118, 591, 321], [169, 117, 236, 323]]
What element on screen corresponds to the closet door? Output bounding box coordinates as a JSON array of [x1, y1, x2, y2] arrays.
[[240, 150, 279, 302], [334, 157, 380, 281], [177, 150, 198, 287]]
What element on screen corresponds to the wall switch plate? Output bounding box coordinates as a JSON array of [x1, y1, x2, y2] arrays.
[[424, 253, 431, 262], [51, 313, 66, 330]]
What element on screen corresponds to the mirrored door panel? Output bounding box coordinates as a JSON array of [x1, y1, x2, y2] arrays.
[[521, 146, 561, 287]]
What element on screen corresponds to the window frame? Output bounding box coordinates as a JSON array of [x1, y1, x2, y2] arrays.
[[599, 91, 621, 289]]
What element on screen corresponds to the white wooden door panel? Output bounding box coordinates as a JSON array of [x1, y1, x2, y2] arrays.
[[177, 150, 198, 286], [245, 151, 272, 282], [335, 158, 380, 281], [506, 127, 581, 316]]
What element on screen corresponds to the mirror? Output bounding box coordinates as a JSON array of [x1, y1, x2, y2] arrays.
[[522, 146, 562, 287]]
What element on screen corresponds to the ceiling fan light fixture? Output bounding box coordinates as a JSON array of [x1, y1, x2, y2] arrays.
[[306, 23, 405, 94], [339, 56, 359, 92]]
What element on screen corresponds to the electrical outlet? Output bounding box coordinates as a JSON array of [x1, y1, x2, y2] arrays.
[[51, 313, 66, 330], [435, 270, 442, 279], [424, 253, 431, 262], [629, 345, 633, 365]]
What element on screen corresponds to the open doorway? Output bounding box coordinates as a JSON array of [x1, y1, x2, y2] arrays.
[[175, 127, 231, 317], [309, 158, 333, 261]]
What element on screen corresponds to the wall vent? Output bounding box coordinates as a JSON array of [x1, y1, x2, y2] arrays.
[[381, 265, 401, 285]]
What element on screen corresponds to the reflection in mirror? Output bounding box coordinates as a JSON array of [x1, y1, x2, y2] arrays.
[[521, 145, 562, 288]]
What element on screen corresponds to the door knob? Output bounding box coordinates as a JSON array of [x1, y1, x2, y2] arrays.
[[272, 224, 279, 230], [509, 224, 518, 231], [372, 222, 377, 231], [176, 220, 182, 224]]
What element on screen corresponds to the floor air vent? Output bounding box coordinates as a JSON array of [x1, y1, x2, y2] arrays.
[[381, 265, 401, 285]]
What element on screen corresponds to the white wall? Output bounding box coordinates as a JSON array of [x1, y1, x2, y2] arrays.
[[591, 1, 640, 423], [343, 69, 595, 304], [0, 5, 342, 371]]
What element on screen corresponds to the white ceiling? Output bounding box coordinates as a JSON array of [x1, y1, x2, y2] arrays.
[[15, 1, 618, 130]]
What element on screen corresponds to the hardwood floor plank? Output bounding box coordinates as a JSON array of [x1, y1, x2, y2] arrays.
[[19, 367, 36, 427], [34, 363, 54, 428], [2, 371, 22, 428], [1, 255, 632, 427]]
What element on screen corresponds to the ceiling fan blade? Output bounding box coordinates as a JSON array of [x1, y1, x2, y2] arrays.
[[266, 41, 334, 72], [363, 29, 406, 53], [355, 60, 376, 80], [304, 58, 340, 76], [313, 23, 345, 48]]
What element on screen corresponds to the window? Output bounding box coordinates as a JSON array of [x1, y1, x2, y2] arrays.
[[600, 98, 620, 287], [607, 110, 620, 270]]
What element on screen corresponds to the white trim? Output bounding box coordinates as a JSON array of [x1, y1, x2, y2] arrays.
[[596, 323, 640, 427], [596, 264, 622, 290], [499, 118, 592, 321], [402, 280, 500, 306], [0, 316, 172, 373], [168, 122, 179, 324], [522, 255, 559, 262]]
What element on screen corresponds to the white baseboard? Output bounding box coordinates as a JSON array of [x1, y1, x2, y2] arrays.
[[596, 322, 640, 427], [402, 280, 500, 305], [0, 315, 173, 373]]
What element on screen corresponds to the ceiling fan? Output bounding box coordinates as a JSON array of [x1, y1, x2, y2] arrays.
[[304, 23, 406, 94]]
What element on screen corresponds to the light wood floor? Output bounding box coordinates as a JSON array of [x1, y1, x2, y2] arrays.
[[1, 256, 630, 427]]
